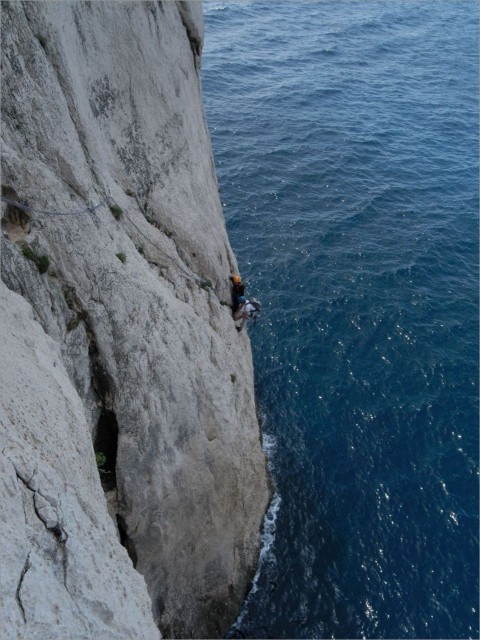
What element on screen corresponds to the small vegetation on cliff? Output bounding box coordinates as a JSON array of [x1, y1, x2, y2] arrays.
[[21, 244, 50, 274], [137, 245, 145, 255], [36, 255, 50, 274], [116, 252, 126, 263], [230, 374, 237, 383], [95, 452, 106, 469], [21, 245, 37, 261], [110, 204, 123, 220], [35, 33, 47, 49], [66, 313, 81, 332]]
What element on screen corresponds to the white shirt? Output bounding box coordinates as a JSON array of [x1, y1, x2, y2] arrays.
[[234, 301, 256, 321]]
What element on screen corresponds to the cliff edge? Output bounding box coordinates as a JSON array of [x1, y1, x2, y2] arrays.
[[1, 1, 270, 638]]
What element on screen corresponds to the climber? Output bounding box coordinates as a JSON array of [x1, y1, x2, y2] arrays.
[[234, 296, 261, 332], [230, 274, 245, 313]]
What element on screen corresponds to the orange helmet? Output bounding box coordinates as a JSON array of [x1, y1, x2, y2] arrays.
[[232, 275, 241, 284]]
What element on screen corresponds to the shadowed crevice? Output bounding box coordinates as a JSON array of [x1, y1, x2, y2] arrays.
[[94, 409, 118, 492], [116, 513, 138, 568]]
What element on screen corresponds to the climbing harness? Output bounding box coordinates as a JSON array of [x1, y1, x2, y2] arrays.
[[248, 299, 261, 326], [234, 298, 261, 329]]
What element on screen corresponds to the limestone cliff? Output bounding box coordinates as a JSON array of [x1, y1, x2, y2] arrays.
[[0, 2, 270, 638]]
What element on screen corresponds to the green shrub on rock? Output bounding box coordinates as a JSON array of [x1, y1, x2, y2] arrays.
[[21, 243, 49, 274], [110, 204, 123, 220], [66, 313, 80, 332], [36, 255, 49, 274], [95, 452, 106, 469]]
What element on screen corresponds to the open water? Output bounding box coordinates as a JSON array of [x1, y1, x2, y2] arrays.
[[201, 2, 479, 638]]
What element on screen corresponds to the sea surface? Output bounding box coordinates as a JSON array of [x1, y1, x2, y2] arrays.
[[201, 2, 479, 638]]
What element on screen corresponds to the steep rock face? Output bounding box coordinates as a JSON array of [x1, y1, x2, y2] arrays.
[[1, 1, 270, 638], [0, 284, 160, 640]]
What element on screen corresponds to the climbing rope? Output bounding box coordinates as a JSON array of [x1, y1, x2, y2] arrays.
[[121, 208, 209, 287], [1, 195, 107, 216], [1, 194, 211, 287]]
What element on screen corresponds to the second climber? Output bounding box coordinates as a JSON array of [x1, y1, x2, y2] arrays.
[[230, 274, 245, 313]]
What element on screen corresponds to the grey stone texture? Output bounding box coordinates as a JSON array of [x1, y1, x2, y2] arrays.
[[1, 1, 269, 638], [0, 284, 160, 640]]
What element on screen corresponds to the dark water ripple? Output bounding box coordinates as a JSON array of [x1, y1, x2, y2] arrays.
[[203, 2, 478, 638]]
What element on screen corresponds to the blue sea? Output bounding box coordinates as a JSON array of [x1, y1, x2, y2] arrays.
[[201, 2, 479, 638]]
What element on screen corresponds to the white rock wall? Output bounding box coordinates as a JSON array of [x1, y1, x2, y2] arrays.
[[0, 284, 160, 640], [1, 1, 269, 638]]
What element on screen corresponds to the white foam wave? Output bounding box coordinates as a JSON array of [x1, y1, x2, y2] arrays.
[[262, 432, 276, 461], [231, 433, 281, 629], [257, 491, 281, 569], [204, 3, 227, 13]]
